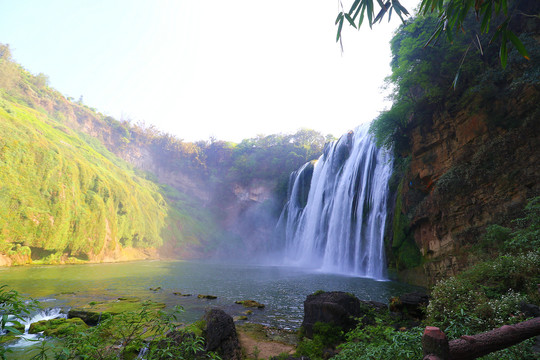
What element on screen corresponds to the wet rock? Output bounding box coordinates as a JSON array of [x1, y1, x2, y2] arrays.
[[173, 292, 192, 296], [235, 300, 265, 308], [301, 291, 384, 338], [68, 297, 165, 325], [149, 287, 161, 291], [29, 317, 87, 336], [198, 294, 218, 299], [204, 309, 241, 360], [67, 309, 109, 326]]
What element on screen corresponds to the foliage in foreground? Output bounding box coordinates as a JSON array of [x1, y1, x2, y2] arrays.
[[0, 285, 220, 360], [335, 0, 533, 69], [50, 304, 219, 360]]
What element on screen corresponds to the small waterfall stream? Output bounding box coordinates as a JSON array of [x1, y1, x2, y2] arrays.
[[278, 125, 393, 280], [3, 307, 65, 348]]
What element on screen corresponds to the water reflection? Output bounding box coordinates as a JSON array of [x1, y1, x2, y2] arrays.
[[1, 260, 422, 329]]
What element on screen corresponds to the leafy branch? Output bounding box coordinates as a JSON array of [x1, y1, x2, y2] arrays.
[[335, 0, 532, 68]]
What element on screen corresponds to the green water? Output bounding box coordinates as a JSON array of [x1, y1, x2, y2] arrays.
[[1, 260, 420, 329], [1, 260, 421, 357]]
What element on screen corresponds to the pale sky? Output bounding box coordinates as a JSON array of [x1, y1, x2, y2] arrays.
[[0, 0, 419, 142]]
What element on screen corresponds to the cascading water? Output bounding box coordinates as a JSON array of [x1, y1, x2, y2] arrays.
[[3, 307, 66, 348], [278, 124, 392, 280]]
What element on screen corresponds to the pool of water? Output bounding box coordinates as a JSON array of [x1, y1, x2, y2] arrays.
[[1, 260, 422, 328], [1, 260, 421, 356]]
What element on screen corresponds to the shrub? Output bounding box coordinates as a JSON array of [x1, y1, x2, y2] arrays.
[[425, 251, 540, 334], [506, 196, 540, 253], [296, 322, 344, 360], [334, 321, 423, 360]]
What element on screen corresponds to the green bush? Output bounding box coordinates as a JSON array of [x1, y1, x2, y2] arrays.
[[296, 322, 344, 360], [506, 196, 540, 253], [334, 321, 423, 360], [426, 251, 540, 334]]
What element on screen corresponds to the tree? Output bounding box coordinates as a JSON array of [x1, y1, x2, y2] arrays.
[[335, 0, 535, 67]]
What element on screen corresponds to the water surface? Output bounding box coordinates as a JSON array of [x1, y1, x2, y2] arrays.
[[1, 260, 421, 329]]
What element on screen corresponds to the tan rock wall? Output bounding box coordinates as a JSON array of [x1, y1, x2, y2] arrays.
[[400, 87, 540, 285]]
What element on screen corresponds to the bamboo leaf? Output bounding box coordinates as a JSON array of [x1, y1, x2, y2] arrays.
[[507, 30, 530, 60], [336, 17, 344, 42], [4, 326, 22, 335], [393, 0, 410, 16], [452, 69, 460, 90], [345, 13, 357, 28], [480, 1, 492, 33], [352, 1, 363, 20], [358, 6, 366, 28], [348, 0, 362, 14], [367, 0, 374, 28], [374, 3, 389, 23], [425, 23, 444, 47], [335, 12, 344, 25]]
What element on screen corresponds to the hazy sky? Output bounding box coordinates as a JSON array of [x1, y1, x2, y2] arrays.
[[0, 0, 418, 142]]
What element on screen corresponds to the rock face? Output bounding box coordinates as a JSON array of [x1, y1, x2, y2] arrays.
[[398, 84, 540, 285], [203, 309, 241, 360], [301, 291, 386, 338]]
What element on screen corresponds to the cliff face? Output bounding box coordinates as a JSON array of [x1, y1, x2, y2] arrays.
[[400, 86, 540, 285]]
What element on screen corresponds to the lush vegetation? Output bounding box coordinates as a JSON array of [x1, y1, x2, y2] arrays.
[[0, 286, 219, 360], [0, 96, 168, 259], [370, 1, 539, 153], [0, 43, 224, 262]]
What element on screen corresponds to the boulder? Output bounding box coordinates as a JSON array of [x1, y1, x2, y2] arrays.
[[204, 309, 241, 360], [389, 292, 429, 319], [301, 291, 385, 338]]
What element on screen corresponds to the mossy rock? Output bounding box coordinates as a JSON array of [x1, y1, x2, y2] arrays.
[[233, 315, 248, 321], [235, 300, 265, 308], [29, 317, 88, 337], [68, 297, 165, 325], [173, 292, 192, 296], [198, 294, 217, 299]]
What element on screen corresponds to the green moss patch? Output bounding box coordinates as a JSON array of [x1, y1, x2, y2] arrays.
[[235, 300, 265, 308], [29, 317, 87, 337]]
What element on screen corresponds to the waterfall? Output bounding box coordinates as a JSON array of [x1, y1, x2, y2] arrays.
[[279, 124, 392, 280]]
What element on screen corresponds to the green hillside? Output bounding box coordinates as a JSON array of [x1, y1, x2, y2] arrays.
[[0, 52, 218, 264]]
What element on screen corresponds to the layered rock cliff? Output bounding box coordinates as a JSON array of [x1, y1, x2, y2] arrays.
[[399, 92, 539, 285]]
